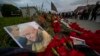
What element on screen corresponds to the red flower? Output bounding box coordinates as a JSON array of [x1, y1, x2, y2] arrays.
[[80, 32, 91, 40], [70, 49, 85, 56], [69, 22, 80, 30], [85, 40, 94, 46], [70, 31, 77, 37], [53, 35, 60, 41], [53, 35, 61, 46], [57, 46, 69, 56], [47, 35, 61, 48], [95, 30, 100, 37], [47, 40, 59, 48], [67, 37, 73, 43], [95, 30, 100, 34], [52, 20, 61, 33], [44, 49, 55, 56], [60, 37, 66, 44], [38, 47, 55, 56]]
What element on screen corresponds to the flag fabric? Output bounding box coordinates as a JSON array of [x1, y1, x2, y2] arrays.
[[41, 2, 44, 10], [51, 2, 58, 12], [26, 4, 30, 17]]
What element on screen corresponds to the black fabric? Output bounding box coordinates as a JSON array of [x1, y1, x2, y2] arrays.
[[73, 45, 100, 56], [0, 45, 99, 56], [0, 48, 36, 56]]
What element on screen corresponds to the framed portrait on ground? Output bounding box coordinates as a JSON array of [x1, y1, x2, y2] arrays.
[[4, 21, 52, 52]]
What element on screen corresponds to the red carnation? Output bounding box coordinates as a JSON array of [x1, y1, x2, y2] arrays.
[[60, 37, 66, 44], [95, 30, 100, 34], [52, 20, 61, 33], [47, 35, 61, 48], [48, 40, 60, 48], [70, 49, 85, 56], [57, 46, 69, 56], [69, 22, 80, 30], [95, 30, 100, 37], [53, 35, 60, 41], [68, 37, 73, 43], [70, 31, 77, 37], [80, 32, 91, 40], [44, 49, 55, 56]]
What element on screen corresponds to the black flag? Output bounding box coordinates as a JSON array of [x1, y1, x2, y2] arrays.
[[51, 2, 58, 12]]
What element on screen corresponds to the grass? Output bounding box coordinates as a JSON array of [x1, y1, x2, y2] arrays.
[[0, 17, 30, 47]]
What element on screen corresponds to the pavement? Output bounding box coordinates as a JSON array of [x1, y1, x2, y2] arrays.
[[67, 18, 100, 32], [96, 16, 100, 22]]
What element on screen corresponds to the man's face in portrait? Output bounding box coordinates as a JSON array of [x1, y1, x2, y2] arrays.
[[21, 26, 38, 42]]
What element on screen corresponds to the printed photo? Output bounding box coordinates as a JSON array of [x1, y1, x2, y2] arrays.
[[4, 21, 52, 52]]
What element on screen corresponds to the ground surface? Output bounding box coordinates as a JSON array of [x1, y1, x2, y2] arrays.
[[68, 17, 100, 32]]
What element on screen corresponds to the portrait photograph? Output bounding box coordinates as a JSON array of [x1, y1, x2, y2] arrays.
[[4, 21, 52, 52]]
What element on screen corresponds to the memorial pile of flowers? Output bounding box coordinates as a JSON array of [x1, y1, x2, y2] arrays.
[[69, 22, 100, 53], [37, 34, 85, 56], [31, 12, 99, 56]]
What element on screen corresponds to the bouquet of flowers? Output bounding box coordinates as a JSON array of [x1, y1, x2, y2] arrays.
[[31, 12, 99, 55], [37, 34, 85, 56], [69, 22, 100, 54]]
